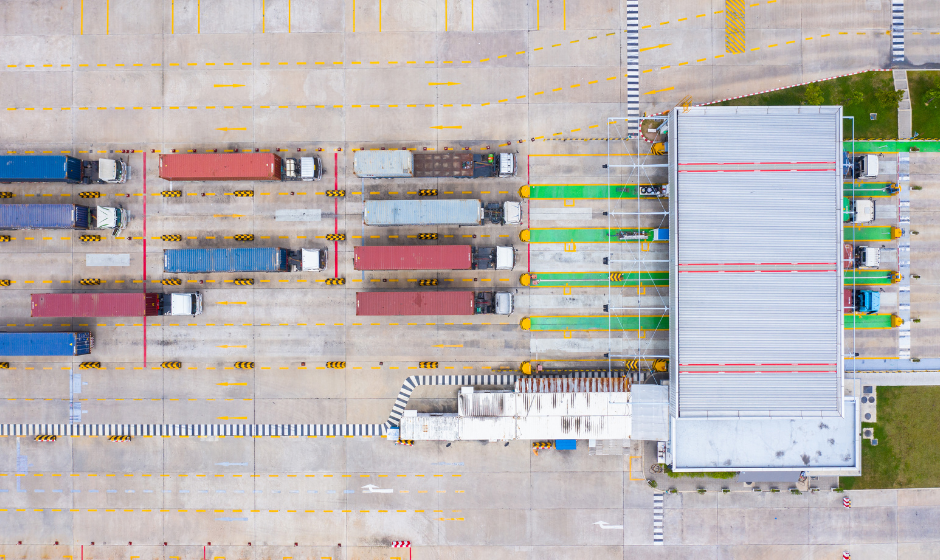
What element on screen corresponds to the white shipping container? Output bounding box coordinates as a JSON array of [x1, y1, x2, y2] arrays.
[[364, 199, 483, 226], [354, 150, 414, 178]]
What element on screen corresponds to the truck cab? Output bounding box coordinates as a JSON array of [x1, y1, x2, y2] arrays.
[[91, 205, 128, 236], [473, 246, 516, 270], [475, 291, 514, 315], [164, 292, 204, 316], [845, 289, 880, 314], [83, 158, 128, 184], [844, 197, 875, 224], [482, 201, 522, 225], [290, 248, 328, 272], [497, 153, 516, 177], [282, 156, 323, 181]]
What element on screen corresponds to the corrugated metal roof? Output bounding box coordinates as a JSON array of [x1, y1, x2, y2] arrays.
[[363, 200, 482, 226], [671, 106, 844, 418], [515, 377, 629, 393]]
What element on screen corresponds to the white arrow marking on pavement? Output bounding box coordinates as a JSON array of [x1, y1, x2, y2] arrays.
[[361, 484, 394, 493], [593, 521, 624, 530]]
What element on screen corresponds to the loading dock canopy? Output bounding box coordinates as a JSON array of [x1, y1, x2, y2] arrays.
[[669, 106, 844, 419]]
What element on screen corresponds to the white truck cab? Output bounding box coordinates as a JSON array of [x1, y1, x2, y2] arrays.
[[851, 199, 875, 224], [92, 205, 128, 236], [495, 246, 515, 270], [97, 158, 128, 183], [858, 154, 879, 179], [167, 292, 204, 316], [502, 201, 522, 225], [855, 246, 897, 269], [498, 153, 516, 177], [494, 292, 514, 315], [300, 248, 327, 272]]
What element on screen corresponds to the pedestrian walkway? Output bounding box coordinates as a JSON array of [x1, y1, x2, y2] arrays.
[[892, 0, 905, 62], [626, 0, 639, 126], [895, 70, 912, 138], [653, 491, 664, 545], [725, 0, 746, 54]]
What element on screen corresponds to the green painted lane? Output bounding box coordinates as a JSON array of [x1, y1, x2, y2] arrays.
[[845, 270, 897, 286], [526, 228, 661, 243], [847, 140, 940, 153], [525, 184, 639, 199], [844, 182, 896, 198], [522, 315, 669, 331], [844, 225, 898, 242], [845, 314, 898, 329], [524, 271, 669, 288]]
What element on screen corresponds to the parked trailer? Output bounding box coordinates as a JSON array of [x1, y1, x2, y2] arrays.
[[31, 292, 203, 317], [353, 245, 514, 271], [0, 332, 94, 356], [0, 155, 127, 184], [356, 290, 514, 316], [163, 247, 327, 273], [158, 153, 322, 181], [0, 204, 128, 235], [363, 199, 522, 226], [354, 150, 515, 178]]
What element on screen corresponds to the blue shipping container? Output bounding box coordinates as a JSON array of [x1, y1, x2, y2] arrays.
[[163, 248, 289, 273], [0, 204, 90, 230], [554, 439, 577, 450], [0, 155, 83, 183], [0, 332, 93, 356]]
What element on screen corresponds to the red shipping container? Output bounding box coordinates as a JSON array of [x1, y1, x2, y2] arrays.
[[356, 291, 475, 316], [158, 153, 282, 181], [353, 245, 472, 271], [31, 293, 162, 317]]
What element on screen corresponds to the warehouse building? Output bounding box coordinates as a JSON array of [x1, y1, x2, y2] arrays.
[[666, 105, 859, 474]]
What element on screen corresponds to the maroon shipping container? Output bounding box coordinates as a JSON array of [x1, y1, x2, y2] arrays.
[[356, 291, 475, 316], [31, 293, 162, 317], [158, 153, 283, 181], [353, 245, 472, 271]]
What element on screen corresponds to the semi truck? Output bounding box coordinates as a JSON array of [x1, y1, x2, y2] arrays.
[[844, 288, 881, 314], [843, 197, 874, 224], [363, 199, 522, 226], [158, 153, 323, 181], [353, 245, 515, 271], [844, 152, 896, 180], [0, 332, 94, 356], [356, 290, 514, 316], [163, 247, 327, 273], [0, 204, 128, 236], [855, 245, 898, 269], [31, 292, 203, 317], [0, 155, 128, 184], [354, 150, 516, 178]]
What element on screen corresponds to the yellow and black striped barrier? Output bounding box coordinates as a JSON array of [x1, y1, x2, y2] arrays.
[[325, 278, 345, 285], [0, 280, 11, 287], [79, 234, 102, 242], [419, 361, 438, 369], [78, 191, 101, 199], [610, 272, 623, 281], [325, 233, 345, 241], [418, 279, 438, 286], [35, 435, 57, 442], [79, 279, 101, 286], [161, 234, 182, 242], [326, 361, 346, 369], [0, 362, 9, 369], [161, 278, 182, 286], [108, 435, 132, 442], [325, 190, 345, 197], [418, 189, 438, 196], [532, 441, 554, 450], [417, 233, 438, 240], [233, 234, 254, 242], [232, 190, 254, 197], [234, 278, 254, 286], [234, 361, 255, 369], [161, 361, 182, 369], [161, 190, 183, 197], [79, 362, 102, 370], [0, 235, 11, 242], [396, 439, 415, 446], [625, 359, 639, 370], [0, 192, 12, 199]]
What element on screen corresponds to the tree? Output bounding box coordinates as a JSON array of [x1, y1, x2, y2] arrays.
[[803, 83, 825, 105], [925, 89, 940, 107], [844, 89, 865, 106], [875, 82, 905, 106]]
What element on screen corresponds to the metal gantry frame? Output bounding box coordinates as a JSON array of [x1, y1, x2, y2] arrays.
[[605, 116, 670, 379]]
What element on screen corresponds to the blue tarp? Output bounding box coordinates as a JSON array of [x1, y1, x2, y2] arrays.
[[555, 439, 577, 450], [164, 248, 287, 273]]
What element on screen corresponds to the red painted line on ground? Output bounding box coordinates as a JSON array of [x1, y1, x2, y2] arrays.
[[142, 151, 147, 368], [678, 168, 835, 173], [680, 262, 835, 266], [678, 161, 835, 165], [334, 152, 339, 278], [679, 269, 836, 273]]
